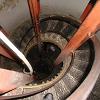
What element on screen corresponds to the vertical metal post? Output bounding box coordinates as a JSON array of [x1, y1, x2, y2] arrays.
[[28, 0, 42, 51]]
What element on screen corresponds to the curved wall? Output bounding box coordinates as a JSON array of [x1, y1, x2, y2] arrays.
[[0, 0, 89, 32]]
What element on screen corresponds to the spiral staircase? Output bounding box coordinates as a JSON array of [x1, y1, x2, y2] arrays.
[[0, 14, 100, 100]]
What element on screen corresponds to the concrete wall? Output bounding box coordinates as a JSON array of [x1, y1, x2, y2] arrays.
[[0, 0, 89, 32], [41, 0, 88, 18], [0, 0, 30, 32], [0, 0, 100, 40]]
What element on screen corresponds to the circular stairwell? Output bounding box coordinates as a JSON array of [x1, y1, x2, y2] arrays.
[[1, 15, 99, 100]]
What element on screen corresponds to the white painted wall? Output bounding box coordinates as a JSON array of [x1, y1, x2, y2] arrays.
[[41, 0, 89, 18], [0, 0, 89, 32], [0, 0, 100, 40], [0, 0, 30, 32]]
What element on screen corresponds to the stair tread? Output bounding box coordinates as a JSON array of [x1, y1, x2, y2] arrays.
[[74, 49, 90, 62], [69, 67, 84, 81], [72, 59, 89, 72], [54, 21, 65, 33], [40, 21, 48, 32], [62, 73, 78, 91], [46, 20, 59, 31]]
